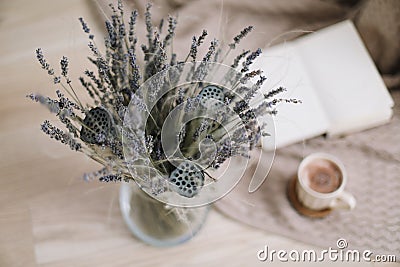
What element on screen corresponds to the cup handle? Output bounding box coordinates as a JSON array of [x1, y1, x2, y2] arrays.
[[330, 191, 356, 210]]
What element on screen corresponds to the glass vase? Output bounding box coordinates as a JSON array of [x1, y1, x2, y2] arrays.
[[119, 182, 210, 247]]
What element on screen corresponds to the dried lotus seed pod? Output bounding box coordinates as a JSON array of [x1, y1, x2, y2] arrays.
[[80, 107, 113, 144], [198, 85, 225, 108], [168, 161, 204, 198]]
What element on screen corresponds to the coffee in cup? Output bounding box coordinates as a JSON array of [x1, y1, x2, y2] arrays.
[[300, 158, 342, 194], [296, 153, 356, 211]]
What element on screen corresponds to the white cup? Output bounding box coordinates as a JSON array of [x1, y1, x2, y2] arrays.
[[296, 153, 356, 211]]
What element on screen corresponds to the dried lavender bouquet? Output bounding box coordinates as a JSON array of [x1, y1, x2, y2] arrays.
[[27, 1, 298, 205]]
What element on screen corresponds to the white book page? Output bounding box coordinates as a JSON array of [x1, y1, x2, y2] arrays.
[[294, 20, 394, 136], [251, 42, 330, 150]]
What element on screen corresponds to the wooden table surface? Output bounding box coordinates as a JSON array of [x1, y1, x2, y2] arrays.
[[0, 1, 398, 266]]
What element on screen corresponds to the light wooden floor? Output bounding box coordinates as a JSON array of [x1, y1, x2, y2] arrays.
[[0, 1, 397, 266]]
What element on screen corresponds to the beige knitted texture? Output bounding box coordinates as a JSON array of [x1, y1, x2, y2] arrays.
[[216, 91, 400, 257]]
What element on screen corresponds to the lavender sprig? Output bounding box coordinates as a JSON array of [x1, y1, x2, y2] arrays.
[[41, 120, 82, 151], [229, 26, 253, 49]]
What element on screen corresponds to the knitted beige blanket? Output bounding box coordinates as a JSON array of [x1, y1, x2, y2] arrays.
[[215, 90, 400, 257]]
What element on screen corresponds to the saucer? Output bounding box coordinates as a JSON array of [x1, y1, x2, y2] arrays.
[[286, 176, 332, 218]]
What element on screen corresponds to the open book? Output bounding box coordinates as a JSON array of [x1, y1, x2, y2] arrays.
[[251, 20, 394, 150]]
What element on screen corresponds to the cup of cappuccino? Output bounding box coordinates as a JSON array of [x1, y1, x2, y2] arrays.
[[296, 153, 356, 211]]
